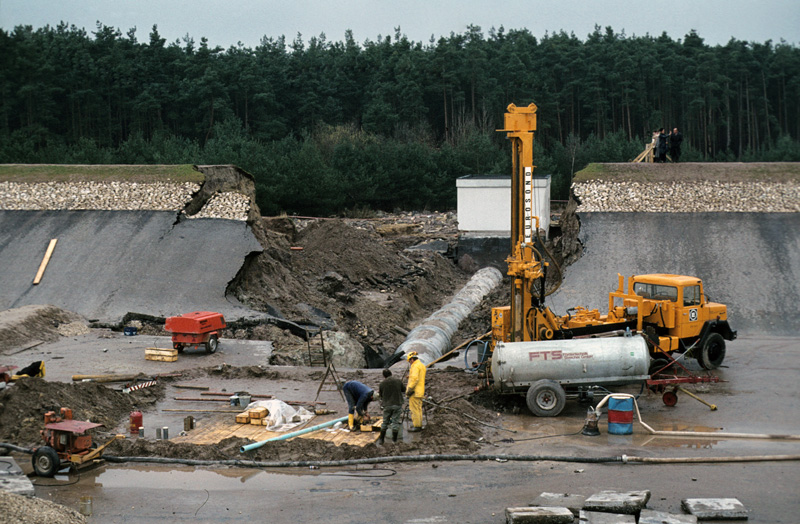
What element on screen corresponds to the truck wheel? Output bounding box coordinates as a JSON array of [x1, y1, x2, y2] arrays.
[[205, 335, 218, 354], [526, 380, 566, 417], [32, 446, 61, 477], [649, 358, 670, 377], [698, 333, 726, 370]]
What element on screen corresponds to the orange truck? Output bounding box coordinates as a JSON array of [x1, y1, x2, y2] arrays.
[[555, 274, 737, 370], [164, 311, 226, 354]]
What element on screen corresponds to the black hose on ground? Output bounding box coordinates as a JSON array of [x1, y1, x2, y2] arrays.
[[0, 443, 34, 454], [102, 453, 623, 468], [3, 443, 798, 469]]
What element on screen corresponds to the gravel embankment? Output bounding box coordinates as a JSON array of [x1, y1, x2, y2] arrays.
[[0, 181, 250, 221], [573, 180, 800, 212]]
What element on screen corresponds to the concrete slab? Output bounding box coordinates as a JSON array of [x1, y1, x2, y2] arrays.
[[531, 492, 586, 517], [578, 510, 636, 523], [0, 457, 34, 497], [0, 456, 24, 476], [681, 498, 749, 520], [505, 506, 574, 524], [583, 490, 650, 515], [640, 509, 698, 524]]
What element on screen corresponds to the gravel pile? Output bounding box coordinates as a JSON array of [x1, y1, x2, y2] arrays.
[[0, 181, 250, 221], [0, 490, 86, 524], [573, 180, 800, 212]]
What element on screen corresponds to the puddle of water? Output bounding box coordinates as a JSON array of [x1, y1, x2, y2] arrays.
[[95, 464, 330, 491]]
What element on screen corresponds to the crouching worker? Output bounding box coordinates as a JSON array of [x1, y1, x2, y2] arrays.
[[377, 369, 404, 444], [405, 351, 426, 432], [342, 380, 374, 430]]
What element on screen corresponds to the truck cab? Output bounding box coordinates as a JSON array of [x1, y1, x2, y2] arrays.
[[619, 274, 737, 369]]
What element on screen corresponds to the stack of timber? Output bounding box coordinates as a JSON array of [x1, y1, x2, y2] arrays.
[[248, 407, 269, 426], [145, 347, 178, 362], [236, 406, 270, 425]]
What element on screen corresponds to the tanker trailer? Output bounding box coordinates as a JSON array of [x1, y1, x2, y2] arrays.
[[490, 334, 650, 416]]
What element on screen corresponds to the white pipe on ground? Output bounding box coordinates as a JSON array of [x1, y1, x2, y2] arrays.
[[393, 267, 503, 365], [593, 393, 800, 441]]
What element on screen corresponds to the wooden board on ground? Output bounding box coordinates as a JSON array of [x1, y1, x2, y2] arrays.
[[171, 415, 380, 447], [146, 347, 178, 362], [145, 354, 178, 362]]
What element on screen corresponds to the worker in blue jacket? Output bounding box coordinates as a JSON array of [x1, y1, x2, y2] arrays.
[[342, 380, 374, 430]]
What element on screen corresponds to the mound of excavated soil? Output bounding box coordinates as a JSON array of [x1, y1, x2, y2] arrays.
[[0, 305, 86, 351], [233, 218, 469, 363], [0, 378, 163, 446], [0, 366, 498, 461]]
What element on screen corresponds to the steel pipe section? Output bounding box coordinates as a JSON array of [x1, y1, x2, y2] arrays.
[[394, 267, 503, 365]]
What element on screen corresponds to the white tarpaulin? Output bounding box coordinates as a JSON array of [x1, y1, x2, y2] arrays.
[[244, 399, 314, 432]]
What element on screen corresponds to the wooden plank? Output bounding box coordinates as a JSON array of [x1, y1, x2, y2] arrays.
[[146, 348, 178, 357], [235, 413, 250, 424], [33, 238, 57, 285], [248, 407, 268, 419], [162, 409, 241, 413], [145, 354, 178, 362], [170, 416, 378, 447], [174, 397, 230, 402]]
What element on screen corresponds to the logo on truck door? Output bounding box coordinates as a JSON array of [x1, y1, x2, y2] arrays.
[[688, 308, 698, 321]]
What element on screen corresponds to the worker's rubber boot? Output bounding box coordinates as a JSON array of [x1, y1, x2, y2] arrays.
[[377, 428, 386, 445], [348, 414, 354, 430], [392, 429, 399, 443]]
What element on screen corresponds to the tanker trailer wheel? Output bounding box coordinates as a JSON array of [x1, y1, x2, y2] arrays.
[[205, 335, 218, 354], [526, 380, 566, 417], [173, 343, 184, 353], [698, 333, 726, 370], [32, 446, 61, 477]]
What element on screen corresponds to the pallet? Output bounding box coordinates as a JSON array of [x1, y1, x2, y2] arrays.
[[171, 416, 380, 447], [145, 347, 178, 362]]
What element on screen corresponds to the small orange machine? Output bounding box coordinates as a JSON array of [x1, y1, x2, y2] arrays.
[[164, 311, 226, 354], [32, 408, 124, 477]]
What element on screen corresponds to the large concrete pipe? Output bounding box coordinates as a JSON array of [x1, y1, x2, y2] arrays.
[[393, 267, 503, 365]]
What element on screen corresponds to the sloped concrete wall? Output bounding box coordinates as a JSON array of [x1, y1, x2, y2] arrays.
[[0, 210, 264, 323], [548, 212, 800, 336]]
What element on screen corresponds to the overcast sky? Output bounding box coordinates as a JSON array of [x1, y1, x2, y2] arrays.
[[1, 0, 798, 48]]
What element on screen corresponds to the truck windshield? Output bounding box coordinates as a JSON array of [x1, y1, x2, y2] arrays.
[[633, 282, 677, 302]]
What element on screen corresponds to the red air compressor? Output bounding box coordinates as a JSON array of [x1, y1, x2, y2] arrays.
[[164, 311, 226, 354]]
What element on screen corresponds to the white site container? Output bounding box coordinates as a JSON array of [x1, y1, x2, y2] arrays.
[[456, 174, 551, 239]]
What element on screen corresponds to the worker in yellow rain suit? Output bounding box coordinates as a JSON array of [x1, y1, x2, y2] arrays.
[[405, 351, 426, 432]]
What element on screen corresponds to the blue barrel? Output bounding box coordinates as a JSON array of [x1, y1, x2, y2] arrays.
[[607, 396, 634, 435]]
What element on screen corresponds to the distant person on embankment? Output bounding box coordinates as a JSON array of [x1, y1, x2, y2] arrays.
[[655, 128, 668, 162], [669, 127, 683, 162]]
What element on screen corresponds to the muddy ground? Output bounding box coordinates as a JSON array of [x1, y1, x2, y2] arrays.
[[1, 204, 560, 463]]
